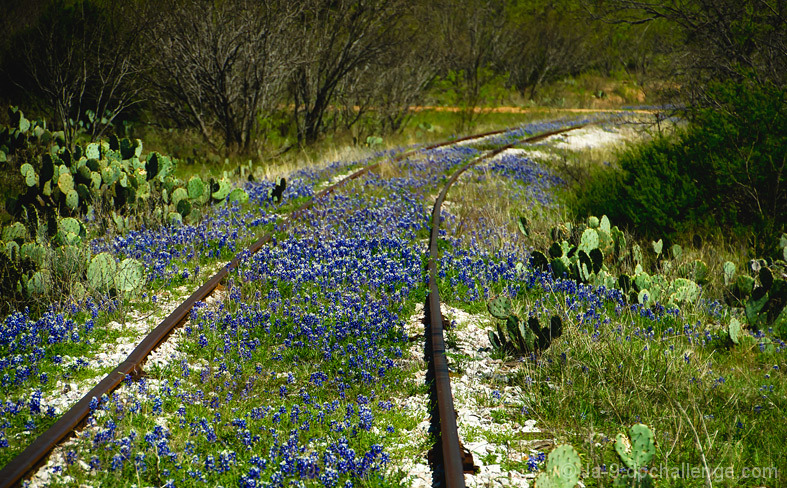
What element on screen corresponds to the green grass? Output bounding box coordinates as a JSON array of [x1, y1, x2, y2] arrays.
[[431, 121, 786, 486]]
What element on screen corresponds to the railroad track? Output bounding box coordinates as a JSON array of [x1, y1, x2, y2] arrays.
[[0, 120, 594, 487], [424, 124, 590, 488]]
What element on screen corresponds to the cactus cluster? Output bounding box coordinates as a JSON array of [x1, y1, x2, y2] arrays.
[[526, 214, 705, 311], [1, 215, 145, 301], [613, 423, 656, 488], [3, 107, 250, 237], [486, 296, 563, 356], [722, 256, 787, 338], [535, 445, 582, 488], [0, 108, 220, 305]]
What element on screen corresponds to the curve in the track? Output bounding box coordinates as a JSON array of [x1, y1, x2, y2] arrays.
[[424, 122, 595, 488], [0, 123, 548, 488]]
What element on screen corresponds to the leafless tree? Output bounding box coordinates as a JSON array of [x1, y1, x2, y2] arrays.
[[586, 0, 787, 99], [289, 0, 408, 145], [498, 7, 592, 100], [19, 1, 145, 147], [429, 0, 509, 128], [333, 8, 440, 139], [147, 0, 299, 153]]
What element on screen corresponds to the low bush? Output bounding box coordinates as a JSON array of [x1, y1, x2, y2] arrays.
[[570, 77, 787, 257]]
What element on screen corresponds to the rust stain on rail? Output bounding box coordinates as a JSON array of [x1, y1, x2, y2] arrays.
[[0, 123, 541, 487], [423, 122, 593, 488]]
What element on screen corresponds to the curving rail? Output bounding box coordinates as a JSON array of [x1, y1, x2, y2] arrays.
[[424, 123, 592, 487], [0, 123, 547, 487]]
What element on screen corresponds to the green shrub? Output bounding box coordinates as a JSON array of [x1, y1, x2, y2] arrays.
[[570, 76, 787, 257]]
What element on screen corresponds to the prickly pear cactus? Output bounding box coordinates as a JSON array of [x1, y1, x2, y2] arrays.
[[615, 423, 655, 471], [599, 215, 611, 233], [671, 243, 682, 260], [652, 239, 663, 257], [187, 175, 205, 201], [212, 178, 232, 201], [168, 211, 183, 226], [488, 296, 512, 319], [579, 228, 599, 252], [535, 445, 581, 488], [171, 187, 189, 207], [85, 143, 100, 160], [632, 244, 642, 264], [613, 424, 656, 487], [2, 222, 27, 242], [21, 243, 48, 268], [723, 261, 736, 286], [588, 216, 600, 228], [517, 216, 529, 237], [21, 163, 36, 187], [87, 252, 117, 292], [115, 258, 144, 293], [27, 269, 51, 295], [228, 188, 249, 205], [65, 189, 79, 210], [58, 218, 85, 238], [729, 318, 742, 345], [269, 177, 287, 203], [530, 250, 549, 272], [551, 256, 570, 279], [177, 199, 192, 218]]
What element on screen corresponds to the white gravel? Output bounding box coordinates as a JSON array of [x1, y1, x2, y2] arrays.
[[23, 285, 227, 488], [546, 126, 635, 151], [391, 302, 552, 488]]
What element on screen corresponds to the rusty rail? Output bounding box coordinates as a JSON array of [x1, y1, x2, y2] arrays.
[[424, 123, 591, 487], [0, 123, 536, 487]]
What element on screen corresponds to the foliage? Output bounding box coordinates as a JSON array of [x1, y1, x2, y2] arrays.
[[0, 108, 249, 313], [570, 77, 787, 256]]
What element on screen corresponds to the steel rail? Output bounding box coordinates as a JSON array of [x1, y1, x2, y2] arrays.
[[0, 123, 535, 487], [425, 122, 593, 488]]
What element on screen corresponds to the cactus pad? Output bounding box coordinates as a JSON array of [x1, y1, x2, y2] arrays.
[[167, 211, 183, 226], [228, 188, 249, 204], [615, 423, 656, 471], [729, 318, 742, 345], [599, 215, 611, 233], [551, 257, 570, 279], [177, 199, 192, 217], [488, 296, 512, 319], [212, 178, 232, 200], [188, 176, 205, 200], [171, 187, 188, 207], [27, 269, 51, 295], [535, 444, 581, 488], [518, 216, 530, 237], [3, 222, 27, 242], [580, 228, 599, 252], [530, 250, 549, 272], [589, 248, 604, 273], [65, 189, 79, 210], [723, 261, 736, 285], [115, 258, 144, 293], [759, 266, 774, 291], [549, 242, 564, 259], [88, 252, 117, 292], [86, 143, 100, 160]]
